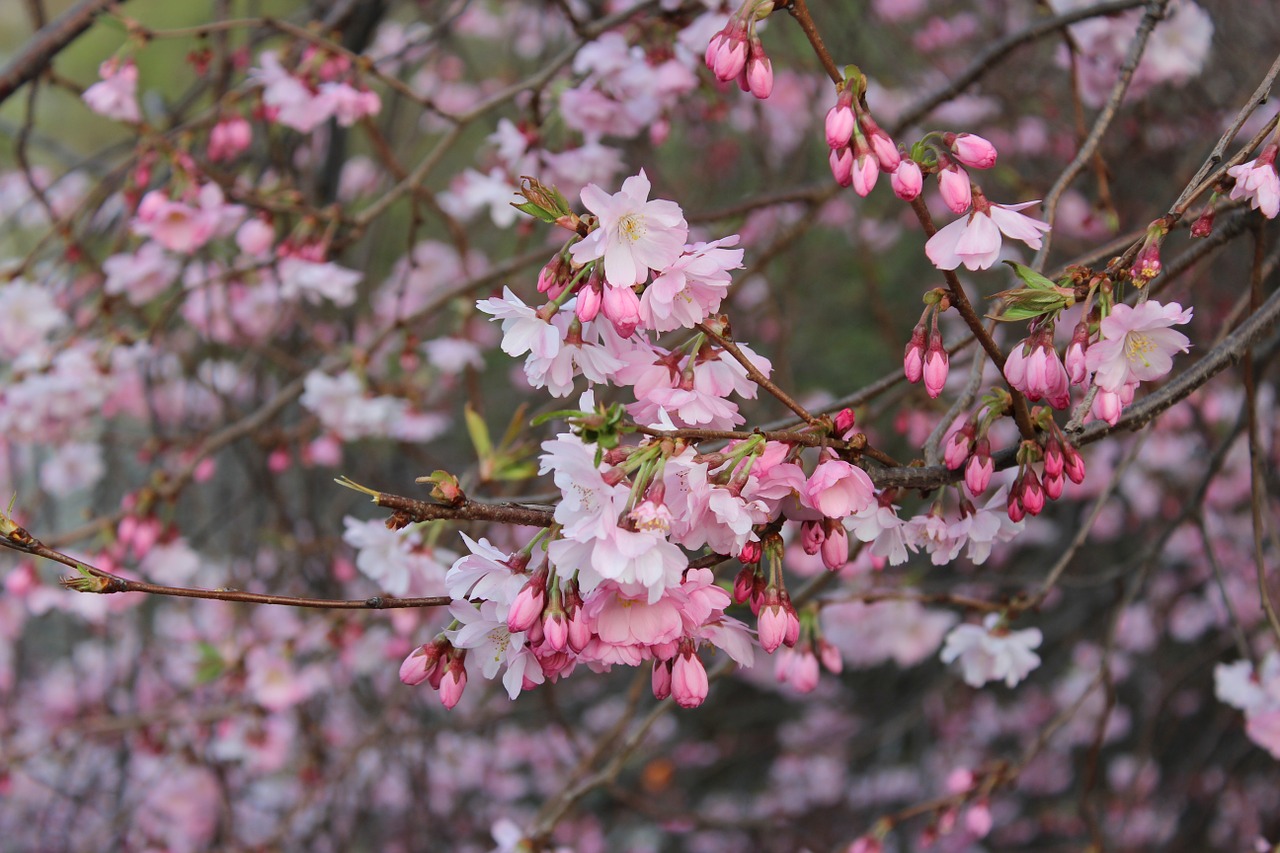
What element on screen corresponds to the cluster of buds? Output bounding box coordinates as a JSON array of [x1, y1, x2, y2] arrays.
[[825, 73, 906, 197], [943, 390, 1009, 496], [704, 1, 776, 100], [904, 292, 950, 398], [737, 537, 801, 654], [1003, 320, 1071, 409], [652, 639, 711, 708], [1006, 426, 1085, 521], [400, 638, 469, 709], [774, 606, 842, 694], [931, 132, 998, 213], [507, 565, 591, 655]]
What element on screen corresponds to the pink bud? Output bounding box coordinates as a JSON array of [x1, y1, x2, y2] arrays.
[[672, 650, 709, 708], [1043, 438, 1064, 478], [904, 323, 926, 383], [1006, 488, 1025, 523], [543, 611, 568, 651], [745, 39, 772, 99], [1066, 322, 1090, 385], [965, 440, 993, 496], [830, 147, 854, 187], [851, 152, 879, 197], [820, 522, 849, 571], [575, 276, 602, 323], [758, 604, 788, 653], [236, 217, 275, 257], [825, 104, 855, 149], [209, 116, 252, 161], [566, 607, 592, 653], [1190, 207, 1215, 238], [1044, 470, 1064, 500], [438, 662, 467, 709], [1064, 445, 1086, 484], [847, 838, 883, 853], [948, 132, 998, 170], [818, 638, 843, 673], [1091, 387, 1123, 426], [783, 601, 801, 647], [891, 158, 923, 200], [965, 801, 993, 838], [801, 519, 825, 555], [1020, 469, 1045, 515], [507, 575, 546, 633], [923, 341, 949, 399], [789, 649, 821, 692], [938, 164, 972, 213], [651, 660, 672, 700], [868, 131, 900, 172], [944, 423, 974, 470], [834, 407, 856, 436], [601, 283, 641, 337], [1131, 241, 1162, 284], [711, 31, 748, 82], [733, 565, 756, 604], [399, 643, 442, 686]]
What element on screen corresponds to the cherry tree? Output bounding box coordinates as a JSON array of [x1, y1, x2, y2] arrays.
[[0, 0, 1278, 850]]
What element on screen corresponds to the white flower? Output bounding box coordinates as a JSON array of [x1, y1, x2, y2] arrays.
[[447, 599, 544, 699], [477, 286, 561, 359], [1084, 300, 1193, 393], [940, 613, 1042, 688]]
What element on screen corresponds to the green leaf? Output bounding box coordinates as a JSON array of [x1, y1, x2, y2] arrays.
[[195, 642, 225, 684], [1002, 261, 1057, 290], [464, 405, 493, 460], [530, 408, 586, 427]]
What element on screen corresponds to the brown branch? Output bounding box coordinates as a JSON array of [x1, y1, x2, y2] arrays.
[[696, 321, 820, 426], [372, 492, 556, 528], [0, 0, 122, 107], [785, 0, 842, 85], [0, 523, 448, 609]]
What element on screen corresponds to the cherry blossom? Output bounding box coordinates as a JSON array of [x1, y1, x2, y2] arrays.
[[1084, 300, 1192, 393], [940, 613, 1043, 688], [925, 198, 1051, 271], [569, 170, 688, 287]]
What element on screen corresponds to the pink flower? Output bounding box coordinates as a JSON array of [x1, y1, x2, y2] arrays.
[[925, 198, 1051, 271], [570, 170, 689, 288], [209, 116, 252, 161], [82, 60, 141, 123], [706, 19, 748, 82], [1004, 335, 1070, 408], [1227, 144, 1279, 219], [805, 459, 875, 518], [743, 37, 772, 99], [1084, 300, 1192, 392]]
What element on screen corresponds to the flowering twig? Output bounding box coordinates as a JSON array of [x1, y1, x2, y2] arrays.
[[0, 519, 449, 609]]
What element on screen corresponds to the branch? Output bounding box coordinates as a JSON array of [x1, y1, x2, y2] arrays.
[[0, 522, 448, 609], [0, 0, 122, 107]]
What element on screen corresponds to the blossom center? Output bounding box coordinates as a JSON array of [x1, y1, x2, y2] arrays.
[[619, 213, 647, 243], [1123, 331, 1156, 367]]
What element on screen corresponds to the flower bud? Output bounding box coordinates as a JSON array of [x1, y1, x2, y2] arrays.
[[820, 521, 849, 571], [938, 163, 972, 213], [947, 132, 998, 170], [825, 104, 855, 149], [890, 158, 923, 200], [745, 37, 773, 99], [829, 147, 854, 187], [438, 659, 467, 709], [651, 659, 672, 700], [965, 439, 993, 496], [801, 518, 825, 555], [904, 322, 926, 383], [923, 337, 949, 398], [672, 649, 709, 708]]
